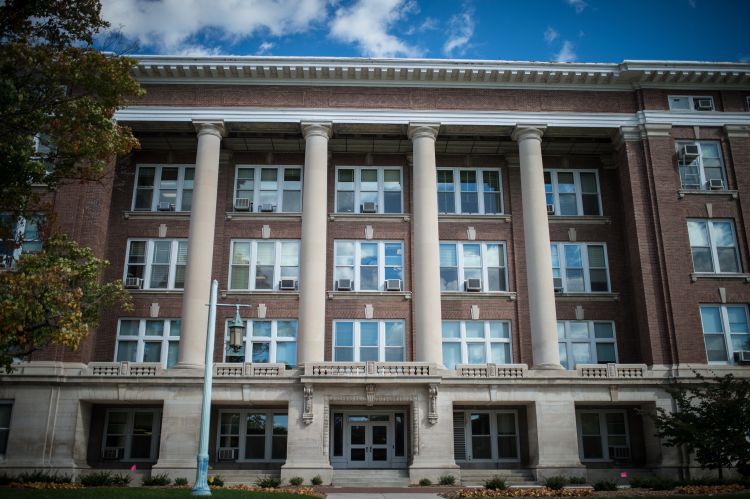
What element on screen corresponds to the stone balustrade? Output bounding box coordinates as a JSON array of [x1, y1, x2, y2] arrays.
[[86, 362, 162, 377], [305, 361, 435, 377], [214, 363, 287, 377], [577, 363, 647, 379], [455, 363, 528, 378]]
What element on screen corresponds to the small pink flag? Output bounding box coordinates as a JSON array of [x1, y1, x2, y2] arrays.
[[130, 465, 137, 472], [620, 472, 628, 478]]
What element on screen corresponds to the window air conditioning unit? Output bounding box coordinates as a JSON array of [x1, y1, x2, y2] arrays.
[[124, 277, 143, 289], [360, 202, 377, 213], [385, 279, 402, 291], [694, 98, 714, 111], [157, 201, 175, 211], [101, 447, 124, 460], [234, 198, 251, 211], [553, 277, 564, 292], [679, 144, 700, 163], [734, 351, 750, 364], [258, 203, 276, 212], [279, 278, 298, 290], [708, 178, 725, 190], [609, 447, 631, 460], [547, 204, 555, 215], [336, 279, 353, 291], [464, 278, 482, 292], [218, 448, 237, 461]]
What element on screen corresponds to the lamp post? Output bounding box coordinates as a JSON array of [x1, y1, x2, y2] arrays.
[[192, 279, 250, 496]]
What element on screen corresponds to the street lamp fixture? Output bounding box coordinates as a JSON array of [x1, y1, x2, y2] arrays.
[[227, 305, 245, 352]]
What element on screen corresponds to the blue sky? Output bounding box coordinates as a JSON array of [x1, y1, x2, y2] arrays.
[[100, 0, 750, 62]]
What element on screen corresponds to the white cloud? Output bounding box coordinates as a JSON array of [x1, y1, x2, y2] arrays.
[[688, 0, 697, 7], [173, 45, 223, 57], [100, 0, 327, 54], [555, 40, 576, 62], [257, 41, 275, 55], [329, 0, 422, 57], [406, 16, 439, 35], [567, 0, 587, 14], [443, 7, 474, 57], [544, 26, 559, 43]]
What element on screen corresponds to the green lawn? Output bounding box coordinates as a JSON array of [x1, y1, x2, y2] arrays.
[[0, 488, 317, 499]]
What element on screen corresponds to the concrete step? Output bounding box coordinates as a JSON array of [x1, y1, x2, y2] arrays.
[[460, 469, 537, 486], [333, 469, 410, 487]]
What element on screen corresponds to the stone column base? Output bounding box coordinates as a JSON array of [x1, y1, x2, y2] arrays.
[[280, 464, 333, 486], [409, 464, 460, 485], [533, 465, 587, 481], [151, 459, 198, 480]]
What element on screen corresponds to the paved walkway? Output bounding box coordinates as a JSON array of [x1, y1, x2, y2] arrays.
[[327, 494, 445, 499]]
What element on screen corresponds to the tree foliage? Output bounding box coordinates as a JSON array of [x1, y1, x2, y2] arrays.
[[0, 235, 132, 371], [651, 373, 750, 478]]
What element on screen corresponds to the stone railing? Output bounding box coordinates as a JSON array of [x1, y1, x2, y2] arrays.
[[455, 363, 528, 378], [214, 363, 286, 377], [577, 363, 647, 379], [305, 361, 434, 377], [86, 362, 162, 377]]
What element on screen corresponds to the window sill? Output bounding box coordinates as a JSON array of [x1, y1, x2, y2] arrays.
[[690, 273, 750, 283], [328, 213, 410, 222], [548, 215, 611, 224], [126, 289, 184, 294], [327, 290, 412, 300], [441, 291, 517, 301], [123, 211, 191, 221], [221, 290, 300, 299], [226, 211, 302, 221], [678, 189, 739, 199], [439, 214, 511, 223], [555, 292, 620, 301]]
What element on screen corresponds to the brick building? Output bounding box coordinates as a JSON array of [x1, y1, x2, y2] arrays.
[[1, 56, 750, 486]]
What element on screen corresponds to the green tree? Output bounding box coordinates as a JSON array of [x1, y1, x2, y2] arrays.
[[651, 373, 750, 479]]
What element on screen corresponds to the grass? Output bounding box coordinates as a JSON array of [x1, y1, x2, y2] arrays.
[[0, 489, 317, 499]]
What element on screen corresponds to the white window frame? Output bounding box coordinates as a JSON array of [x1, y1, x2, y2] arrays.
[[436, 167, 504, 215], [102, 408, 162, 462], [460, 409, 521, 463], [439, 241, 508, 292], [215, 409, 288, 462], [576, 410, 630, 463], [544, 169, 603, 216], [131, 164, 195, 212], [746, 96, 750, 112], [123, 239, 187, 290], [557, 321, 618, 369], [334, 166, 404, 214], [0, 213, 43, 268], [233, 165, 303, 213], [333, 240, 404, 292], [223, 319, 298, 367], [441, 320, 513, 369], [676, 141, 727, 191], [228, 240, 300, 291], [114, 319, 181, 368], [687, 219, 742, 274], [550, 242, 611, 293], [332, 320, 406, 362], [668, 95, 715, 112], [699, 304, 750, 364], [0, 401, 11, 458]]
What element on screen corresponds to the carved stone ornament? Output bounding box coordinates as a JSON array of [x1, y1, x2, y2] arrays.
[[428, 384, 439, 424], [366, 384, 376, 407], [302, 384, 314, 425]]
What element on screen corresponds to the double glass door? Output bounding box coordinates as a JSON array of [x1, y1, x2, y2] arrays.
[[347, 415, 391, 467]]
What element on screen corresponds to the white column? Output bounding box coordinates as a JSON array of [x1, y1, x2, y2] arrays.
[[408, 123, 443, 365], [176, 120, 224, 368], [297, 122, 332, 364], [512, 126, 562, 369]]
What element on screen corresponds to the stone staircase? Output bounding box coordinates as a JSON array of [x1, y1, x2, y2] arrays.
[[209, 469, 281, 486], [460, 469, 537, 486], [332, 469, 411, 487]]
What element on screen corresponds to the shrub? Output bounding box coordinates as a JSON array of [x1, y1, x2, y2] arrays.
[[255, 476, 281, 488], [17, 470, 72, 484], [439, 474, 456, 486], [419, 478, 432, 486], [593, 480, 618, 491], [142, 473, 172, 486], [568, 476, 587, 485], [544, 476, 568, 490], [484, 476, 506, 490], [311, 475, 323, 486], [289, 476, 304, 486], [173, 477, 188, 487], [630, 476, 677, 490], [207, 475, 224, 487], [0, 473, 11, 485], [112, 473, 131, 487], [80, 472, 115, 487]]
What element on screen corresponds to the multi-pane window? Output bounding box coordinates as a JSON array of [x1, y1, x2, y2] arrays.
[[124, 240, 187, 290], [439, 242, 507, 292], [577, 410, 630, 462], [217, 410, 287, 462], [457, 410, 520, 462], [335, 167, 403, 214], [687, 220, 742, 274], [334, 241, 403, 291], [224, 319, 297, 367], [229, 240, 300, 291], [544, 170, 602, 216], [668, 95, 715, 112], [233, 166, 302, 213], [132, 165, 194, 211], [0, 402, 11, 456], [437, 168, 503, 214], [115, 319, 181, 368], [550, 243, 610, 293], [0, 213, 43, 268], [442, 321, 512, 369], [700, 305, 750, 363], [102, 409, 161, 461], [557, 321, 617, 369], [333, 321, 405, 362], [677, 142, 726, 190]]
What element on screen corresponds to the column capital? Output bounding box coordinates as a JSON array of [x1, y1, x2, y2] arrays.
[[511, 125, 546, 143], [407, 123, 440, 141], [301, 122, 332, 140], [192, 120, 225, 138]]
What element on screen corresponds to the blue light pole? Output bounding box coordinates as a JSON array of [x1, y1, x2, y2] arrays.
[[192, 279, 250, 496]]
